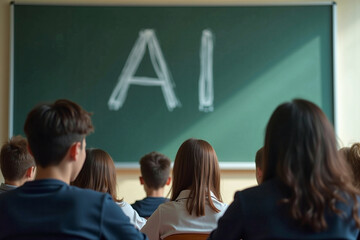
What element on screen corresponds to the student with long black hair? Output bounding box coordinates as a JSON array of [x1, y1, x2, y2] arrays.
[[210, 99, 360, 239]]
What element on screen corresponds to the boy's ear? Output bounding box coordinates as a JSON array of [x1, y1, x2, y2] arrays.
[[25, 166, 35, 179], [166, 177, 171, 185], [139, 176, 145, 185], [69, 142, 81, 161]]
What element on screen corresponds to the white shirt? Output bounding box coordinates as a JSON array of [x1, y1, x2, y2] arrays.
[[117, 201, 147, 229], [141, 190, 228, 240]]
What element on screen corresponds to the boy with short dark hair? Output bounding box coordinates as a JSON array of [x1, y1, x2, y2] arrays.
[[0, 99, 147, 240], [132, 151, 171, 218], [0, 135, 35, 193]]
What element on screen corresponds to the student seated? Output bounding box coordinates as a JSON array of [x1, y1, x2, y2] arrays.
[[254, 147, 264, 184], [0, 99, 147, 240], [0, 135, 36, 193], [132, 151, 171, 218], [340, 143, 360, 190], [141, 138, 227, 240], [72, 148, 147, 229], [209, 99, 360, 240]]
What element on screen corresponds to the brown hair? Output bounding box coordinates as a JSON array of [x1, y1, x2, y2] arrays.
[[140, 152, 171, 189], [24, 99, 93, 168], [0, 135, 35, 181], [72, 148, 120, 202], [171, 138, 222, 217], [341, 143, 360, 190], [263, 99, 360, 231]]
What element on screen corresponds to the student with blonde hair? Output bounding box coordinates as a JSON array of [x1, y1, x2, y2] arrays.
[[141, 138, 227, 240], [72, 148, 147, 229], [209, 99, 360, 239]]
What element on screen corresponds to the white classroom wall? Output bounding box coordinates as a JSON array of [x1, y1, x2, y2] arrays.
[[0, 0, 359, 203]]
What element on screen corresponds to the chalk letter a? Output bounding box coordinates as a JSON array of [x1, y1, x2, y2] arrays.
[[108, 29, 181, 111]]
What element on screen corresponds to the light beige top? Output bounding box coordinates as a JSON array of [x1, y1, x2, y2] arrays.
[[141, 190, 228, 240]]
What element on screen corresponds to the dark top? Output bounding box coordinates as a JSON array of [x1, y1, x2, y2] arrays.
[[0, 179, 148, 240], [131, 197, 169, 218], [209, 179, 360, 240], [0, 183, 17, 194]]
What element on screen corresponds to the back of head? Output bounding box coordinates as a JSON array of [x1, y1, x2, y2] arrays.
[[171, 138, 222, 217], [72, 148, 119, 201], [24, 99, 93, 167], [0, 135, 35, 181], [140, 152, 171, 190], [342, 143, 360, 190], [263, 99, 359, 231]]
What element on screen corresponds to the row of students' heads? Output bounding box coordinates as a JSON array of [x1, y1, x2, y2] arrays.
[[4, 99, 357, 190], [0, 134, 220, 207], [9, 98, 360, 231], [3, 99, 351, 188], [20, 99, 219, 199], [71, 138, 221, 218], [71, 149, 173, 203]]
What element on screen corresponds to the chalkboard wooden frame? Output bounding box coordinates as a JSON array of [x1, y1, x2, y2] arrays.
[[9, 2, 336, 169]]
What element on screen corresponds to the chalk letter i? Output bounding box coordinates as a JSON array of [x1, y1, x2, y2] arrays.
[[199, 29, 214, 112]]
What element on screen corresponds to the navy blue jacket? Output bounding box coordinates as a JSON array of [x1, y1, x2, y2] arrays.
[[0, 179, 147, 240], [131, 197, 169, 218], [209, 179, 360, 240]]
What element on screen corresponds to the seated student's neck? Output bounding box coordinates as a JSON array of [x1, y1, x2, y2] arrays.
[[4, 179, 24, 187], [35, 165, 72, 184], [145, 187, 165, 198]]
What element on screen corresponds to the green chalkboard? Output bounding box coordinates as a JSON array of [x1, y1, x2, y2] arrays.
[[11, 4, 334, 167]]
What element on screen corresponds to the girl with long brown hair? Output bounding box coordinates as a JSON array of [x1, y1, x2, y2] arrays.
[[209, 99, 360, 239], [72, 148, 147, 229], [141, 138, 227, 240]]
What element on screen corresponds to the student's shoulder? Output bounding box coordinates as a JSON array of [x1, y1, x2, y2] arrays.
[[68, 186, 122, 214], [68, 185, 112, 200], [61, 186, 115, 210], [0, 188, 15, 201], [234, 178, 282, 200], [153, 198, 176, 211]]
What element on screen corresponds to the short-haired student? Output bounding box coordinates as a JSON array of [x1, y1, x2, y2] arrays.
[[0, 135, 36, 193], [0, 99, 147, 240], [132, 151, 171, 218]]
